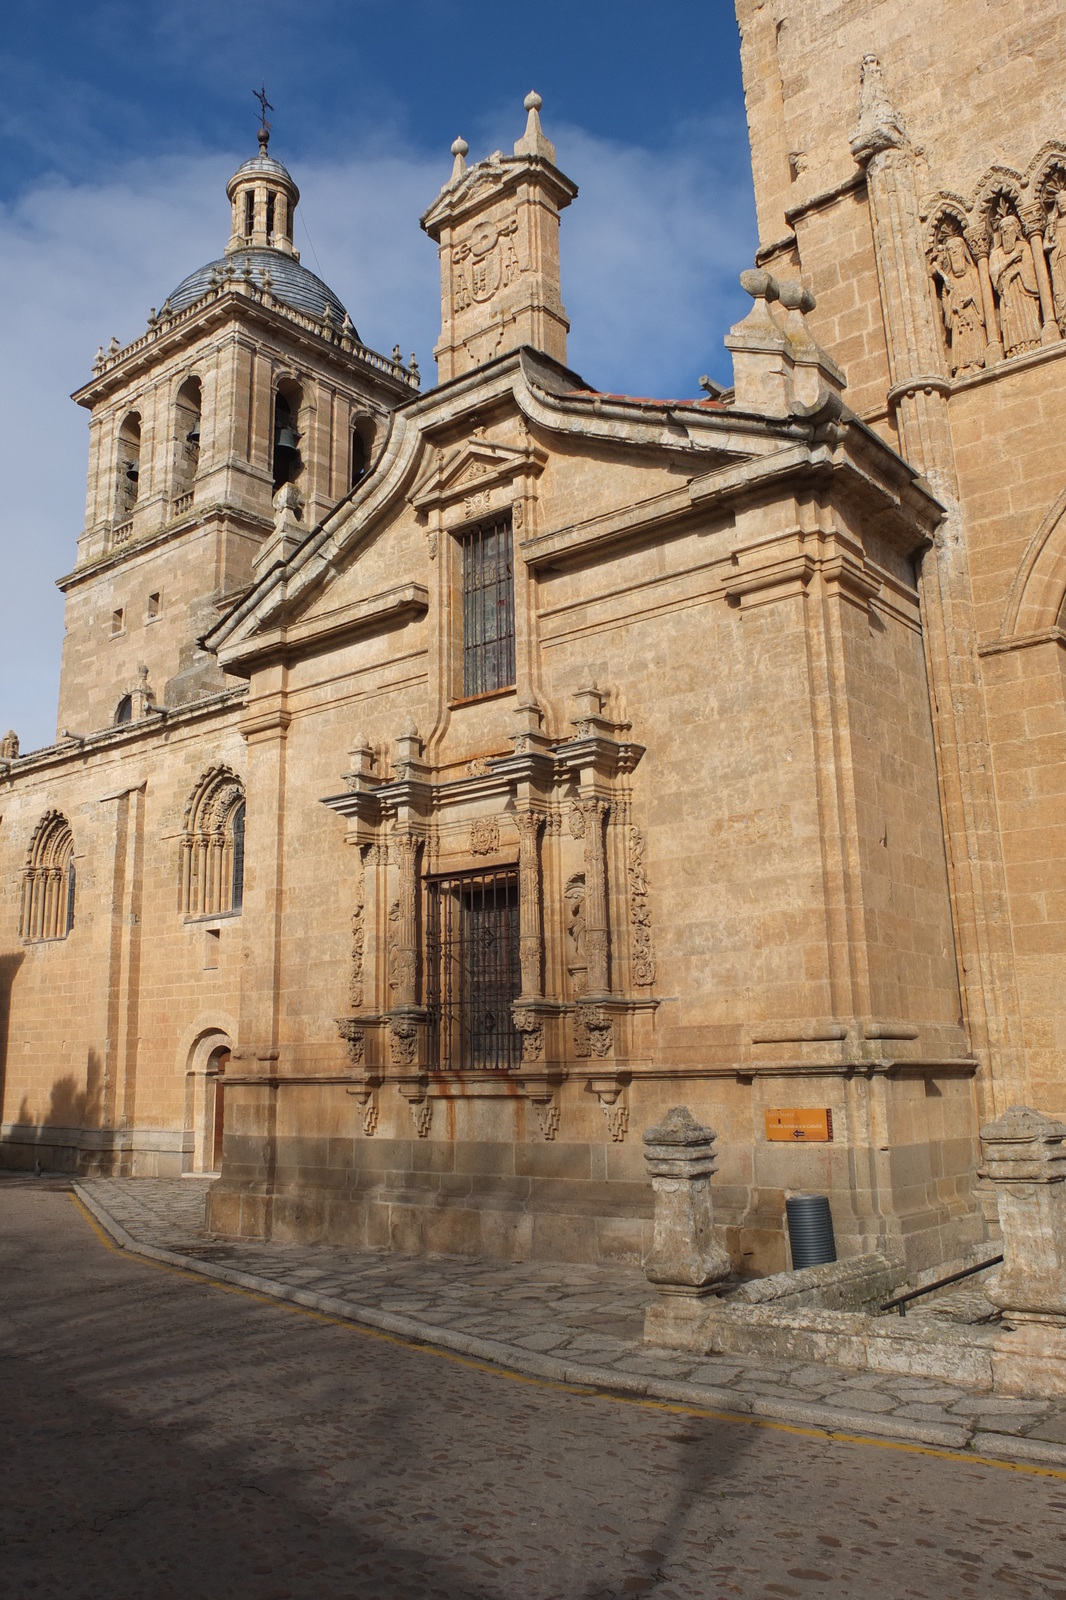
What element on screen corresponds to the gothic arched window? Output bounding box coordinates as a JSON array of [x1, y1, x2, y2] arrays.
[[179, 767, 247, 918], [20, 811, 76, 942]]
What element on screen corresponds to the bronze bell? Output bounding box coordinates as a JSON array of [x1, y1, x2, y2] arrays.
[[275, 425, 299, 450]]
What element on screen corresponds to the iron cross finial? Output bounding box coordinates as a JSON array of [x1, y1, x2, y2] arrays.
[[254, 84, 274, 133]]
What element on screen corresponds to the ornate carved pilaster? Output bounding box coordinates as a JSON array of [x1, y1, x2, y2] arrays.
[[389, 830, 421, 1006], [575, 797, 610, 994], [515, 808, 544, 997], [627, 825, 655, 987], [349, 844, 368, 1008]]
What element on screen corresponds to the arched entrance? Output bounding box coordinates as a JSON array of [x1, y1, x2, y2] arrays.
[[183, 1029, 233, 1173], [208, 1045, 229, 1174]]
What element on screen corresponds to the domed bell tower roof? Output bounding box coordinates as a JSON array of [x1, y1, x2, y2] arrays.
[[164, 125, 357, 338]]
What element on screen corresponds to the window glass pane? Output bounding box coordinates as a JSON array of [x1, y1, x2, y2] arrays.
[[461, 517, 515, 697], [231, 802, 245, 912]]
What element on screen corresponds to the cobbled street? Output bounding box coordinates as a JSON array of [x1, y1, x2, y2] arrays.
[[3, 1181, 1066, 1600]]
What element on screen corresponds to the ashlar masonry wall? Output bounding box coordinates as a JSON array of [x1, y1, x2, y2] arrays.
[[0, 702, 246, 1175], [208, 352, 978, 1273]]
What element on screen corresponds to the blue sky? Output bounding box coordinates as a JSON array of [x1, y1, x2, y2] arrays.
[[0, 1, 756, 750]]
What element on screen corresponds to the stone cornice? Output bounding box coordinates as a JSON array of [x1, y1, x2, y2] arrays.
[[0, 687, 246, 784], [204, 346, 940, 666], [216, 582, 429, 675], [56, 503, 273, 592], [72, 284, 417, 409], [420, 150, 578, 237]]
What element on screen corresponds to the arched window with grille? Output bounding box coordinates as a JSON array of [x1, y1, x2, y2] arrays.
[[20, 811, 76, 942], [179, 767, 246, 918]]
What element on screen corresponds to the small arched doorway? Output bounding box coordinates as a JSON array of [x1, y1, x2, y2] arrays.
[[184, 1029, 233, 1173], [208, 1045, 229, 1173]]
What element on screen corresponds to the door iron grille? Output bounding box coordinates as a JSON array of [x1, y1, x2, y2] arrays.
[[426, 871, 521, 1071], [460, 517, 515, 697]]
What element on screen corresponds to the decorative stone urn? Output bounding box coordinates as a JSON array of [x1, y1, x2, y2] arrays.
[[641, 1106, 732, 1296]]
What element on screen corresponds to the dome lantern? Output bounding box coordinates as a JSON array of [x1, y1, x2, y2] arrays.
[[225, 125, 301, 258]]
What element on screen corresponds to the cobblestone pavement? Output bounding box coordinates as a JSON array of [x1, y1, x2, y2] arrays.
[[71, 1177, 1066, 1464], [5, 1183, 1066, 1600]]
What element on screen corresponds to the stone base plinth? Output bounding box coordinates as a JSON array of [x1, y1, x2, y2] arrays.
[[645, 1283, 1066, 1399]]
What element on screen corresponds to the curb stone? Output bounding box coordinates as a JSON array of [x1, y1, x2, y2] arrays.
[[71, 1183, 1066, 1472]]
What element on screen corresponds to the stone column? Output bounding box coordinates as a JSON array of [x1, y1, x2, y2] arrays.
[[576, 797, 610, 995], [981, 1106, 1066, 1322], [642, 1106, 732, 1295], [390, 830, 420, 1007], [967, 231, 1004, 366], [1021, 206, 1061, 346], [515, 809, 544, 998]]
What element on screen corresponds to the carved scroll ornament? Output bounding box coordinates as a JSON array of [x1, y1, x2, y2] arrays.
[[628, 826, 655, 987]]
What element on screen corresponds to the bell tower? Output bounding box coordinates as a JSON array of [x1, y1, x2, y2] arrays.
[[421, 92, 578, 381], [56, 132, 419, 738]]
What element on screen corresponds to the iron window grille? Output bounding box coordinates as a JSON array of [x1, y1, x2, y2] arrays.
[[426, 870, 521, 1071], [460, 516, 515, 698]]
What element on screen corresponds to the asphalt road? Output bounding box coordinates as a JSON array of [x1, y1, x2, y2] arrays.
[[2, 1182, 1065, 1600]]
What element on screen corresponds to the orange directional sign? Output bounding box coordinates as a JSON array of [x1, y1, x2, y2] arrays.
[[765, 1107, 833, 1142]]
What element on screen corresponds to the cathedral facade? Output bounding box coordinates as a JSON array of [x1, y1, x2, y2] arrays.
[[2, 3, 1065, 1276]]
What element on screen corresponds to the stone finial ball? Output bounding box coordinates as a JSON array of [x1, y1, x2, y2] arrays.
[[524, 91, 543, 112], [739, 267, 779, 302], [451, 137, 469, 157], [777, 278, 817, 315]]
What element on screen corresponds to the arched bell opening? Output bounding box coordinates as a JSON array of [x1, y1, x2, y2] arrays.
[[116, 411, 141, 519], [173, 376, 202, 503], [272, 382, 302, 494]]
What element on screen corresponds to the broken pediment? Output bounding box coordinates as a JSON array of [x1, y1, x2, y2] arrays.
[[409, 434, 547, 514]]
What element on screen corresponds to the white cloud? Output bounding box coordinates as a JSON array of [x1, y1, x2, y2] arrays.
[[0, 126, 754, 750]]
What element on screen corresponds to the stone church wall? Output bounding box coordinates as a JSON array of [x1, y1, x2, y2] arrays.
[[0, 704, 245, 1175]]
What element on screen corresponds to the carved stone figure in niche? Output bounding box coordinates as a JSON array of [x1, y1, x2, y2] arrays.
[[989, 213, 1042, 357], [932, 233, 986, 375], [386, 900, 404, 993], [564, 875, 587, 995], [1044, 188, 1066, 335]]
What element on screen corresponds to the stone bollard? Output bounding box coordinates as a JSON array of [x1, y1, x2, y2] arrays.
[[642, 1106, 732, 1295], [981, 1106, 1066, 1322]]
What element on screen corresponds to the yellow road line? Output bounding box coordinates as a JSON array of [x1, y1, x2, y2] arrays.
[[69, 1193, 1066, 1481]]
